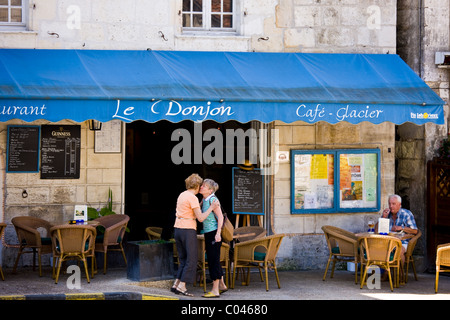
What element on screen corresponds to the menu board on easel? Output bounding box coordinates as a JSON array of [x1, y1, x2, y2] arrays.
[[232, 168, 264, 215], [40, 125, 81, 179], [6, 125, 40, 173]]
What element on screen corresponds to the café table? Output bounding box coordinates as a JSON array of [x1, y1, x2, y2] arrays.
[[196, 232, 257, 242], [67, 220, 100, 227], [355, 231, 413, 242]]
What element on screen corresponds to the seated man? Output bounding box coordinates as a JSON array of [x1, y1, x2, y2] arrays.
[[380, 194, 418, 265]]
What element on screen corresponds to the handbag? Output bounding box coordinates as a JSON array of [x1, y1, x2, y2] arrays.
[[209, 197, 234, 242], [220, 209, 234, 242]]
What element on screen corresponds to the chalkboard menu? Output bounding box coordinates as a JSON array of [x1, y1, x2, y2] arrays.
[[6, 126, 40, 173], [232, 168, 264, 215], [40, 125, 81, 179]]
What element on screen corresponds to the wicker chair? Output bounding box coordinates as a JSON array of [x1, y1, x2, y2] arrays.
[[11, 216, 54, 277], [404, 229, 422, 283], [0, 223, 6, 280], [359, 235, 402, 291], [195, 236, 230, 292], [435, 243, 450, 293], [50, 224, 96, 284], [231, 233, 285, 291], [322, 225, 359, 284], [145, 226, 162, 240], [233, 226, 266, 243], [94, 214, 129, 274]]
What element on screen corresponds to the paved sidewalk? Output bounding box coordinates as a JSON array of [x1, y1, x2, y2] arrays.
[[0, 266, 450, 300]]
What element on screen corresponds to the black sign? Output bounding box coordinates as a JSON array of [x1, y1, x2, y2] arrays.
[[40, 125, 81, 179], [6, 126, 40, 173], [232, 168, 264, 215]]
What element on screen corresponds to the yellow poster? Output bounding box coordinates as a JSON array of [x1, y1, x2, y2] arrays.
[[310, 154, 328, 180]]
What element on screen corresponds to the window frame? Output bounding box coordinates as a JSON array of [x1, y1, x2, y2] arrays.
[[181, 0, 236, 33], [0, 0, 27, 31], [290, 148, 381, 214]]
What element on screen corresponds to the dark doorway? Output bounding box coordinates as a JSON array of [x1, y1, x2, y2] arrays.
[[125, 120, 252, 241]]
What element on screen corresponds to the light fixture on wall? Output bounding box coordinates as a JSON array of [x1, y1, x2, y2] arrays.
[[88, 119, 102, 131]]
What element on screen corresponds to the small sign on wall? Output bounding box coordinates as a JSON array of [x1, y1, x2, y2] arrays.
[[95, 120, 122, 153]]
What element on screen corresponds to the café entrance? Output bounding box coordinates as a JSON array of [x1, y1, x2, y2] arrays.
[[124, 120, 253, 240]]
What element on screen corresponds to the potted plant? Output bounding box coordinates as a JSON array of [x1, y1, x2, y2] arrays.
[[88, 188, 129, 233]]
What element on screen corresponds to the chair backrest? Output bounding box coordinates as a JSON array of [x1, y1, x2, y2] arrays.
[[0, 223, 6, 238], [50, 225, 96, 255], [219, 242, 230, 262], [197, 237, 230, 264], [95, 214, 129, 229], [234, 226, 266, 243], [235, 233, 285, 263], [265, 234, 285, 262], [12, 216, 53, 247], [405, 229, 422, 257], [359, 235, 402, 263], [436, 243, 450, 267], [95, 214, 129, 245], [322, 225, 358, 255], [146, 227, 162, 240], [197, 236, 206, 262]]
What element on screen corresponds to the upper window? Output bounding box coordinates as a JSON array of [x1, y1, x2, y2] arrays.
[[0, 0, 26, 30], [290, 149, 381, 214], [182, 0, 235, 32]]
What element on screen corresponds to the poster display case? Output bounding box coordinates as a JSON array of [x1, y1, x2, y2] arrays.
[[291, 149, 380, 214]]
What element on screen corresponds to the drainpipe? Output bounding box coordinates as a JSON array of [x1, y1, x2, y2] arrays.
[[418, 0, 424, 78]]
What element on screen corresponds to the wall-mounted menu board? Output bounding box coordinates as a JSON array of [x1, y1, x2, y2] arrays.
[[40, 125, 81, 179], [232, 167, 264, 215], [6, 125, 40, 173]]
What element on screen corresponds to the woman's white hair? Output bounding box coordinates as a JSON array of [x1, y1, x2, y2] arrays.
[[388, 194, 402, 203], [203, 178, 219, 193]]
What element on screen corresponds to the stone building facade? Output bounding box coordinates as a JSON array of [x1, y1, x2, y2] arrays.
[[0, 0, 448, 270]]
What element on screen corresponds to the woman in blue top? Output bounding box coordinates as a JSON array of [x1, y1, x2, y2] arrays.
[[199, 179, 227, 298]]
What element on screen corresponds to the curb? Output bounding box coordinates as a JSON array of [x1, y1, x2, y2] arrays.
[[0, 292, 179, 300]]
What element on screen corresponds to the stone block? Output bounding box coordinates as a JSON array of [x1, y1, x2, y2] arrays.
[[102, 169, 123, 184], [284, 28, 315, 48], [322, 7, 339, 26], [278, 126, 292, 144], [274, 180, 290, 198], [274, 198, 291, 215], [316, 122, 360, 144], [292, 125, 316, 144], [50, 186, 76, 204], [294, 6, 321, 27], [276, 0, 294, 28]]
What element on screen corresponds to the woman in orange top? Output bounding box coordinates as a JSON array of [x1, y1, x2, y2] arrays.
[[171, 173, 218, 297]]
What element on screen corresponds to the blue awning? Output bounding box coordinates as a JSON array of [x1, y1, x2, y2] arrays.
[[0, 49, 445, 125]]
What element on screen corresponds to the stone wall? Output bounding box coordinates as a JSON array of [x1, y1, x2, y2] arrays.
[[276, 0, 396, 53], [0, 0, 397, 54]]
